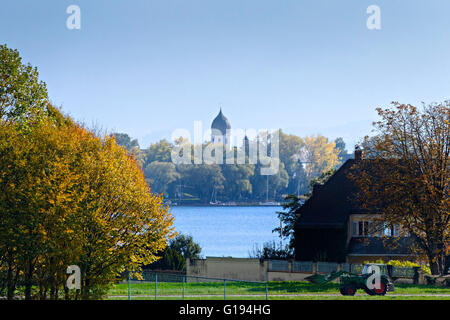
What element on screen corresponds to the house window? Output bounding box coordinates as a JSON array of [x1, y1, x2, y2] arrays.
[[358, 221, 364, 236], [352, 220, 373, 237], [384, 224, 400, 237], [353, 220, 401, 237], [377, 225, 384, 237], [393, 224, 400, 237]]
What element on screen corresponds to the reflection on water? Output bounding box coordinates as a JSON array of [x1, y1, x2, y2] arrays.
[[170, 206, 282, 258]]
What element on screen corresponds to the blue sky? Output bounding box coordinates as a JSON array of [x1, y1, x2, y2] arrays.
[[1, 1, 449, 149]]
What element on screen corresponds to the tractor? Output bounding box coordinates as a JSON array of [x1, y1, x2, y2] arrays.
[[305, 263, 394, 296]]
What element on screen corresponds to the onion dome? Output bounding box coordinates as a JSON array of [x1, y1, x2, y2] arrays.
[[211, 108, 231, 135]]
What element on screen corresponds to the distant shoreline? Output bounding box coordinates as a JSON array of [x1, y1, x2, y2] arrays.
[[166, 203, 284, 208]]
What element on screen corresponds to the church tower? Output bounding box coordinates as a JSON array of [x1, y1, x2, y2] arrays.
[[211, 108, 231, 148]]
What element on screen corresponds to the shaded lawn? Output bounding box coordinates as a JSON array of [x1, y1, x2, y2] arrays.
[[108, 280, 450, 297], [108, 294, 450, 301], [269, 295, 450, 300], [269, 281, 450, 295], [109, 280, 267, 296]]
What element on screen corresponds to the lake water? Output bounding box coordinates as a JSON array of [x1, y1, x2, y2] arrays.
[[170, 206, 282, 258]]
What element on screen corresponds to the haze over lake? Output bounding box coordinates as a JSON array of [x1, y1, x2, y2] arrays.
[[170, 206, 282, 258]]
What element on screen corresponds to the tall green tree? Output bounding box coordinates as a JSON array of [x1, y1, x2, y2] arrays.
[[334, 137, 347, 160], [250, 163, 289, 201], [273, 194, 304, 251], [147, 248, 185, 271], [146, 139, 173, 164], [112, 133, 139, 150], [278, 130, 309, 195], [169, 234, 202, 260], [221, 164, 254, 201], [0, 44, 50, 123], [146, 234, 202, 271], [177, 164, 225, 202], [144, 161, 180, 197]]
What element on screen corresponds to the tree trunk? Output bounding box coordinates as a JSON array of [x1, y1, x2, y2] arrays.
[[444, 255, 450, 275], [64, 286, 70, 300], [427, 244, 446, 275], [6, 263, 15, 300], [428, 253, 444, 275], [82, 277, 90, 300], [6, 252, 17, 300], [430, 261, 440, 275], [24, 259, 34, 300]]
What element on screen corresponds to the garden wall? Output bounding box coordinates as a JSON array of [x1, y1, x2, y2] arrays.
[[186, 257, 426, 284]]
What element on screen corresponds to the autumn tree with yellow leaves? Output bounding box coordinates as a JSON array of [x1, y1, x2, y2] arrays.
[[297, 134, 340, 179], [0, 45, 174, 299], [0, 113, 175, 300], [351, 102, 449, 275]]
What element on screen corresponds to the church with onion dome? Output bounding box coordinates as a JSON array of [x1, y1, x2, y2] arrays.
[[211, 108, 232, 148]]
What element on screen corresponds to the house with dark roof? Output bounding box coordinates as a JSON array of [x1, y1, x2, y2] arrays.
[[294, 148, 415, 264]]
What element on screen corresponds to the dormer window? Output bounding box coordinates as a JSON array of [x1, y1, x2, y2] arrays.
[[383, 224, 400, 237], [352, 219, 400, 237], [352, 220, 373, 237]]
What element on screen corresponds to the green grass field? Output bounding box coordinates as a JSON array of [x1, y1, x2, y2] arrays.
[[107, 280, 450, 300]]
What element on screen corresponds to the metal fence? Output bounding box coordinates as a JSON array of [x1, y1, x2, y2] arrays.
[[390, 266, 418, 278], [341, 263, 351, 272], [113, 263, 422, 300], [117, 271, 269, 300], [293, 261, 313, 273], [316, 262, 338, 273], [268, 260, 289, 272]]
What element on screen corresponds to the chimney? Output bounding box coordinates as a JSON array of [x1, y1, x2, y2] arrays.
[[354, 145, 362, 162]]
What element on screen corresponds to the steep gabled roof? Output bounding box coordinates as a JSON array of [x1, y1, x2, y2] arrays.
[[295, 159, 368, 229]]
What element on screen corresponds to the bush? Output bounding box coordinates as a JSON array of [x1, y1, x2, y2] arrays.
[[363, 259, 431, 275], [386, 260, 431, 275], [248, 241, 293, 260]]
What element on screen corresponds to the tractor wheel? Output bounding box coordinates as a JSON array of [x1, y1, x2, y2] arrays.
[[365, 281, 387, 296], [373, 281, 387, 296], [340, 286, 356, 296]]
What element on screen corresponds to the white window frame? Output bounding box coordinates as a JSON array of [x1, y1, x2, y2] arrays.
[[352, 220, 371, 237], [351, 219, 377, 237], [352, 219, 401, 238]]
